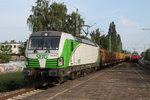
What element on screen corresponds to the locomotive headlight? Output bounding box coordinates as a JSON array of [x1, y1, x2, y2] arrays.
[[57, 57, 64, 66], [44, 33, 48, 36]]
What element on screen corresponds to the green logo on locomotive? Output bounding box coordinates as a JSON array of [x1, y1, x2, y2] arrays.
[[36, 54, 48, 59]]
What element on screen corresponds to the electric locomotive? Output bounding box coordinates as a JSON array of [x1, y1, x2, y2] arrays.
[[23, 31, 100, 83], [131, 51, 140, 62]]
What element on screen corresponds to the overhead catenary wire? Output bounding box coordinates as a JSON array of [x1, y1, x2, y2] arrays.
[[46, 0, 105, 37], [135, 32, 150, 45], [53, 0, 104, 32]]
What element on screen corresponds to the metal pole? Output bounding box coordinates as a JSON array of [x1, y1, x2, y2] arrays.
[[76, 8, 79, 37], [144, 45, 146, 52], [109, 35, 111, 51], [119, 42, 121, 53]]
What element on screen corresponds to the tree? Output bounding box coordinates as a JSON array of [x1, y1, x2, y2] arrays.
[[19, 41, 27, 56], [116, 34, 122, 52], [27, 0, 50, 32], [4, 41, 8, 44], [90, 29, 109, 49], [90, 31, 96, 42], [89, 22, 123, 52], [10, 40, 16, 44], [90, 29, 101, 45], [107, 21, 122, 52], [66, 12, 84, 36], [144, 49, 150, 61], [0, 44, 11, 63], [49, 2, 68, 31], [27, 0, 84, 36], [100, 35, 108, 49], [0, 45, 12, 54]]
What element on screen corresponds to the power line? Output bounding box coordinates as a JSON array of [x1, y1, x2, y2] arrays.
[[54, 0, 103, 31], [142, 28, 150, 31], [135, 33, 150, 45], [48, 0, 105, 36]]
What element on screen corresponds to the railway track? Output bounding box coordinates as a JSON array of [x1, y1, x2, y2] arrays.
[[138, 60, 150, 71], [0, 84, 54, 100], [0, 64, 116, 100], [0, 88, 35, 100], [2, 62, 149, 100], [23, 62, 150, 100], [133, 63, 150, 87]]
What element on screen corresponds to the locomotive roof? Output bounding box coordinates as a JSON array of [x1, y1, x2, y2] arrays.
[[30, 31, 97, 47], [30, 31, 62, 37]]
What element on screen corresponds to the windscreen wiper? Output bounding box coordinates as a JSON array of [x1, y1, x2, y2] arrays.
[[33, 48, 38, 53], [46, 49, 50, 53], [45, 47, 50, 53]]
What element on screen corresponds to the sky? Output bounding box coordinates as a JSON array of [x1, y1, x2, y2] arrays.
[[0, 0, 150, 53]]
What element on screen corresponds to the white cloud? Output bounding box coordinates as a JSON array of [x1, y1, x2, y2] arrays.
[[120, 16, 139, 26], [111, 9, 120, 14]]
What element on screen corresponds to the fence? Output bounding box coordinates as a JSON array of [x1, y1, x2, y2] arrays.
[[0, 61, 25, 73]]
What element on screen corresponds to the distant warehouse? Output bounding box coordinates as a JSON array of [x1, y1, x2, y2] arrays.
[[0, 43, 21, 55]]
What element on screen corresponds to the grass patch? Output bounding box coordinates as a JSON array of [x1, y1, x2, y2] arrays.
[[0, 72, 33, 92], [119, 62, 130, 67], [147, 62, 150, 66]]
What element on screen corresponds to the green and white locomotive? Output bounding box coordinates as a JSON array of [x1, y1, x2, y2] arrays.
[[23, 31, 100, 82]]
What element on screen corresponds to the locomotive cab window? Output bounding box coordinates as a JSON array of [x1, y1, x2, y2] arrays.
[[132, 52, 138, 56], [28, 36, 60, 50], [29, 37, 43, 50], [43, 37, 60, 50]]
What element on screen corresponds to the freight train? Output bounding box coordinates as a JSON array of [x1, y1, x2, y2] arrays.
[[23, 31, 130, 83]]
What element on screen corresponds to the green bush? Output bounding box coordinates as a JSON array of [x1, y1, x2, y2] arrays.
[[0, 72, 33, 92], [0, 53, 10, 63], [144, 49, 150, 61]]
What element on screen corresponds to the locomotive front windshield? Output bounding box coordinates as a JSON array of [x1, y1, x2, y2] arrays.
[[29, 37, 43, 50], [132, 52, 138, 56], [43, 37, 60, 50], [29, 36, 60, 50]]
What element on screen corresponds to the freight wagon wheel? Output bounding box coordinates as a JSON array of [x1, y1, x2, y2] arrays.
[[59, 76, 65, 84], [70, 72, 76, 80], [83, 70, 87, 76], [93, 67, 96, 72], [63, 76, 68, 82], [81, 70, 85, 77]]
